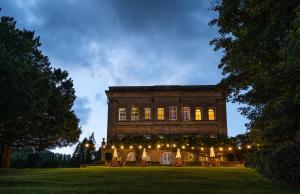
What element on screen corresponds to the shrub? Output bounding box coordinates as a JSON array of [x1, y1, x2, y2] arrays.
[[11, 158, 26, 168], [25, 153, 42, 168], [246, 144, 300, 187]]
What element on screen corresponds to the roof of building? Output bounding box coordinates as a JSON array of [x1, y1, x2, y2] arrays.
[[106, 85, 219, 92]]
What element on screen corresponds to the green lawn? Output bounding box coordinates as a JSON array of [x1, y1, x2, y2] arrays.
[[0, 166, 298, 194]]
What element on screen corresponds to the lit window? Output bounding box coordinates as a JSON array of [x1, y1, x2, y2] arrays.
[[169, 106, 177, 120], [118, 108, 126, 121], [195, 108, 202, 120], [144, 108, 151, 120], [208, 108, 216, 120], [182, 107, 190, 121], [131, 107, 139, 121], [157, 108, 164, 120]]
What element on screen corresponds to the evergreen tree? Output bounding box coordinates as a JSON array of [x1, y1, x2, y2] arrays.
[[0, 15, 81, 168]]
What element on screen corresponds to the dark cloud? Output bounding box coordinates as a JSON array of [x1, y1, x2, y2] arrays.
[[111, 0, 211, 38], [0, 0, 248, 149], [73, 97, 91, 126]]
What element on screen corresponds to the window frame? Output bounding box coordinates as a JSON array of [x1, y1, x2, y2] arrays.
[[169, 106, 177, 120], [144, 107, 151, 120], [195, 107, 203, 121], [157, 107, 165, 120], [181, 107, 191, 121], [208, 107, 216, 121], [118, 108, 126, 121], [131, 107, 139, 121]]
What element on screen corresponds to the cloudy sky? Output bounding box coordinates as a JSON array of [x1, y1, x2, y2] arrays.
[[1, 0, 248, 153]]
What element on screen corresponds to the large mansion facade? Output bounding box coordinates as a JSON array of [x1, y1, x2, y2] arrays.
[[105, 85, 227, 140]]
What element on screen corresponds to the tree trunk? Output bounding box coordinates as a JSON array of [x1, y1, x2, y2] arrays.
[[0, 144, 11, 168]]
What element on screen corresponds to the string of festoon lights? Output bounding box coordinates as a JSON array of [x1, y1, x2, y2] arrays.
[[102, 143, 260, 151]]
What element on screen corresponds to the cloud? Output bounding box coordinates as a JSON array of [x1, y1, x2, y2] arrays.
[[73, 97, 91, 126], [1, 0, 248, 153]]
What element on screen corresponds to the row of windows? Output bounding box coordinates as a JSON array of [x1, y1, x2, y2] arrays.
[[118, 107, 216, 121]]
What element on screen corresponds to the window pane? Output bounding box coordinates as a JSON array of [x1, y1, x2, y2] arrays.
[[144, 108, 151, 120], [119, 108, 126, 121], [131, 107, 139, 121], [195, 108, 202, 120], [169, 106, 177, 120], [157, 108, 164, 120], [208, 108, 216, 120], [182, 107, 190, 121]]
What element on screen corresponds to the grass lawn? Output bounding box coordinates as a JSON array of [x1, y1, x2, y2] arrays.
[[0, 166, 299, 194]]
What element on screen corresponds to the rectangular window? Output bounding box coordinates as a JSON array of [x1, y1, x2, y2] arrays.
[[118, 108, 126, 121], [195, 108, 202, 120], [144, 108, 151, 120], [169, 106, 177, 120], [208, 108, 216, 120], [131, 107, 139, 121], [182, 107, 190, 121], [157, 107, 164, 120]]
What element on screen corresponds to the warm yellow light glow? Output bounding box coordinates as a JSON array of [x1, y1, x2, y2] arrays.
[[157, 108, 164, 120], [120, 145, 124, 149], [144, 108, 151, 120], [208, 108, 216, 120], [200, 147, 204, 151], [247, 145, 251, 149], [195, 108, 202, 120], [85, 143, 89, 148], [111, 145, 115, 149], [148, 145, 152, 149], [191, 147, 195, 150], [138, 145, 142, 149], [157, 144, 161, 149], [219, 147, 223, 151], [131, 107, 139, 121], [102, 145, 106, 149], [166, 144, 170, 148], [238, 146, 242, 150], [173, 144, 177, 148], [129, 145, 133, 149], [228, 147, 232, 151], [181, 145, 185, 149], [257, 144, 260, 147]]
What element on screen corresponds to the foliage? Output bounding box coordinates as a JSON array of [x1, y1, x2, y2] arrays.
[[210, 0, 300, 145], [210, 0, 300, 186], [71, 133, 98, 165], [246, 145, 300, 187], [0, 15, 81, 168], [11, 149, 72, 168], [109, 135, 238, 148]]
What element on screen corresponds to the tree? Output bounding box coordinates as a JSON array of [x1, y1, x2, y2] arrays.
[[0, 15, 81, 168], [210, 0, 300, 185], [71, 133, 97, 165]]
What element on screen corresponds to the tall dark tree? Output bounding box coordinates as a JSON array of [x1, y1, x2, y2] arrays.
[[71, 133, 97, 165], [0, 15, 81, 168], [210, 0, 300, 185]]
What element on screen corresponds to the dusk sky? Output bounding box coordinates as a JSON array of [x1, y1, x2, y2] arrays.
[[1, 0, 248, 153]]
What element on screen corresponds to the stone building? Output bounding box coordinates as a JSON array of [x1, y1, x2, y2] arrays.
[[102, 85, 228, 165], [105, 85, 227, 140]]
